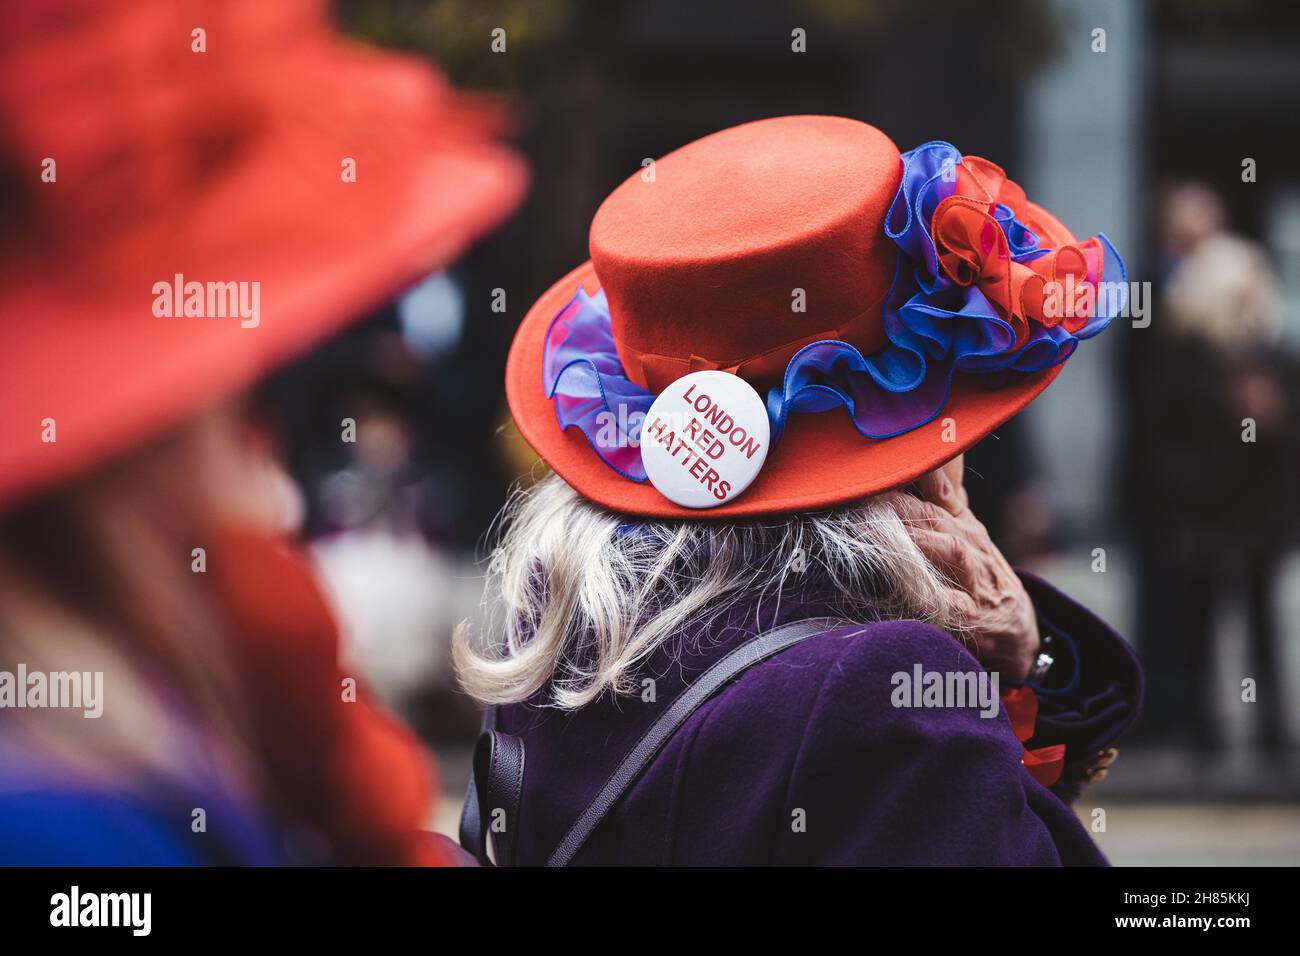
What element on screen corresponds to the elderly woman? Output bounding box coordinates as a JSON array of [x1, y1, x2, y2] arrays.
[[457, 117, 1142, 866], [0, 0, 524, 864]]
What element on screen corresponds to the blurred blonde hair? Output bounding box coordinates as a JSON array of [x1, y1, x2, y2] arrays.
[[455, 473, 965, 710], [1164, 232, 1283, 353], [0, 414, 260, 796]]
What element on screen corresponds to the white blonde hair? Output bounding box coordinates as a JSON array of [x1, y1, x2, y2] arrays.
[[455, 474, 966, 710]]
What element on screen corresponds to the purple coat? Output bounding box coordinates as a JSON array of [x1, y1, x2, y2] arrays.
[[497, 571, 1142, 865]]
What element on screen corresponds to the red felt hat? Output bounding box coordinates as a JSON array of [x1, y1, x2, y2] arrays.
[[506, 115, 1115, 518], [0, 0, 528, 510]]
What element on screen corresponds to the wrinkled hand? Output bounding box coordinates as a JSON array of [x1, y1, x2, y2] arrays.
[[899, 458, 1040, 684]]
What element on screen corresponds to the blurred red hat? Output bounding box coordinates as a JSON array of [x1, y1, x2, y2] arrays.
[[0, 0, 528, 509]]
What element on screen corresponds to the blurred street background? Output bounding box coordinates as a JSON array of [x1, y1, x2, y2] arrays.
[[265, 0, 1300, 864]]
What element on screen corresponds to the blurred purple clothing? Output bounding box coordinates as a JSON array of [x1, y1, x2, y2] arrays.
[[498, 572, 1142, 865], [0, 746, 284, 865]]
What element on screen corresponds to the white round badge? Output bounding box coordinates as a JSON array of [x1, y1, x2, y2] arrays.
[[639, 370, 771, 508]]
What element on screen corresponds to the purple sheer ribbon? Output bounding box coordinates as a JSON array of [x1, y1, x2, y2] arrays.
[[541, 141, 1127, 481], [543, 288, 654, 481]]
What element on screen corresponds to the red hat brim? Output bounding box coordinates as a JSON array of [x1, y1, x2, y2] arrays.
[[507, 260, 1064, 519], [0, 48, 527, 510]]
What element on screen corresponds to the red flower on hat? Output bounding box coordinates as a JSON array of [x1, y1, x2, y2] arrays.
[[931, 156, 1107, 341]]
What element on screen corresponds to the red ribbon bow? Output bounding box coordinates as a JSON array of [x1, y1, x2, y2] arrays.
[[1000, 686, 1066, 788]]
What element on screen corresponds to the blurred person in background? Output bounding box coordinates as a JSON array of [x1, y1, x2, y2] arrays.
[[264, 295, 500, 742], [456, 119, 1142, 865], [1124, 182, 1298, 755], [0, 0, 524, 863]]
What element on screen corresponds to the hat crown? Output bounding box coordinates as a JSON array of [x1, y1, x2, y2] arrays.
[[590, 116, 902, 393]]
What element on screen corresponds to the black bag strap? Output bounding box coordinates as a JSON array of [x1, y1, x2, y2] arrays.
[[460, 616, 851, 866], [458, 705, 525, 866]]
